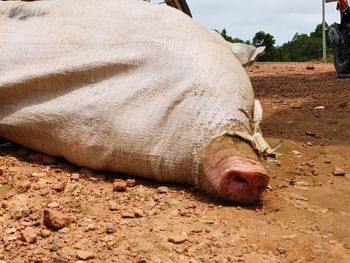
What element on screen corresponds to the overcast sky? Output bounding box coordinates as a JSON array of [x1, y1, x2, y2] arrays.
[[186, 0, 342, 46]]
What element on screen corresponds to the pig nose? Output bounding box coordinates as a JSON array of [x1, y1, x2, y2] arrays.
[[220, 169, 270, 204]]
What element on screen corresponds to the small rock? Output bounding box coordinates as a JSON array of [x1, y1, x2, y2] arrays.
[[121, 212, 135, 218], [109, 200, 119, 211], [40, 229, 51, 238], [6, 227, 16, 234], [106, 223, 116, 234], [292, 150, 301, 156], [305, 131, 316, 137], [43, 209, 73, 229], [333, 168, 346, 176], [76, 250, 96, 260], [186, 202, 197, 209], [134, 209, 144, 218], [58, 227, 70, 234], [52, 181, 67, 192], [304, 142, 313, 147], [71, 173, 80, 180], [85, 223, 97, 232], [157, 186, 169, 194], [16, 180, 31, 193], [47, 202, 60, 208], [10, 195, 30, 220], [20, 227, 38, 243], [295, 181, 309, 187], [113, 180, 127, 192], [306, 65, 315, 70], [313, 106, 325, 111], [166, 198, 179, 207], [31, 172, 47, 178], [281, 234, 297, 239], [168, 234, 187, 244], [144, 199, 156, 210], [53, 258, 68, 263], [289, 193, 308, 202], [64, 183, 82, 194], [126, 179, 136, 187]]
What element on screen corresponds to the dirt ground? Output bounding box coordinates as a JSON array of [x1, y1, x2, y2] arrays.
[[0, 63, 349, 263]]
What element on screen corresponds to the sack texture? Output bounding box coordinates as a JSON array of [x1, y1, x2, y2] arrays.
[[0, 0, 263, 185]]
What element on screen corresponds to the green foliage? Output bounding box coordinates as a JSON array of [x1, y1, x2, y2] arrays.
[[218, 29, 251, 45], [217, 23, 336, 62], [252, 31, 277, 61]]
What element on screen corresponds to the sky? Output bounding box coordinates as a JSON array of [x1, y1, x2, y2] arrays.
[[186, 0, 342, 46]]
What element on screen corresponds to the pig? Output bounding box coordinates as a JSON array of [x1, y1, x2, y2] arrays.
[[0, 0, 272, 204]]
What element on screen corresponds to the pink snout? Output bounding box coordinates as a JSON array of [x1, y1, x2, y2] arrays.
[[204, 156, 269, 204]]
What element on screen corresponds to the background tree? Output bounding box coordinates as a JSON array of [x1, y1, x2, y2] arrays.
[[252, 31, 277, 61], [217, 22, 335, 62]]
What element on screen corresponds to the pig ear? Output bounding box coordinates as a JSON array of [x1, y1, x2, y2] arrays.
[[229, 43, 265, 67]]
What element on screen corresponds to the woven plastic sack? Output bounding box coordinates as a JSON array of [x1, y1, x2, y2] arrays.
[[0, 0, 270, 185]]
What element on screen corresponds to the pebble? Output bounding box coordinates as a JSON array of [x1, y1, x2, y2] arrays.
[[52, 181, 67, 192], [10, 196, 31, 220], [157, 186, 169, 194], [64, 183, 82, 194], [43, 209, 73, 229], [47, 202, 60, 208], [85, 223, 97, 232], [108, 200, 119, 211], [306, 65, 315, 70], [304, 142, 313, 147], [295, 181, 309, 187], [126, 179, 136, 187], [71, 173, 80, 180], [31, 172, 47, 178], [106, 223, 116, 234], [20, 227, 38, 243], [6, 227, 16, 234], [281, 234, 297, 239], [40, 229, 51, 238], [168, 234, 187, 244], [134, 209, 144, 218], [113, 180, 127, 192], [121, 212, 135, 218], [53, 258, 68, 263], [76, 250, 96, 260], [333, 168, 346, 176]]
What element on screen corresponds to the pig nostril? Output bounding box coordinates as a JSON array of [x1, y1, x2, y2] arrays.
[[232, 175, 249, 186]]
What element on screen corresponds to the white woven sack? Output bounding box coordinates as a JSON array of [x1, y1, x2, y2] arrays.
[[0, 0, 269, 185]]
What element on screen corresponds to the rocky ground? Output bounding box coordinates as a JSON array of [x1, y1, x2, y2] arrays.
[[0, 63, 350, 263]]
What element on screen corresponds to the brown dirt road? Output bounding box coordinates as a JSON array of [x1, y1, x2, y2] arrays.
[[0, 63, 350, 263]]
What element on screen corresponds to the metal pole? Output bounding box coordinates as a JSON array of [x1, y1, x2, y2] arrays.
[[322, 0, 327, 61]]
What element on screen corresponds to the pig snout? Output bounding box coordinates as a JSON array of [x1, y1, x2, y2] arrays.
[[212, 156, 269, 203], [200, 136, 270, 204]]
